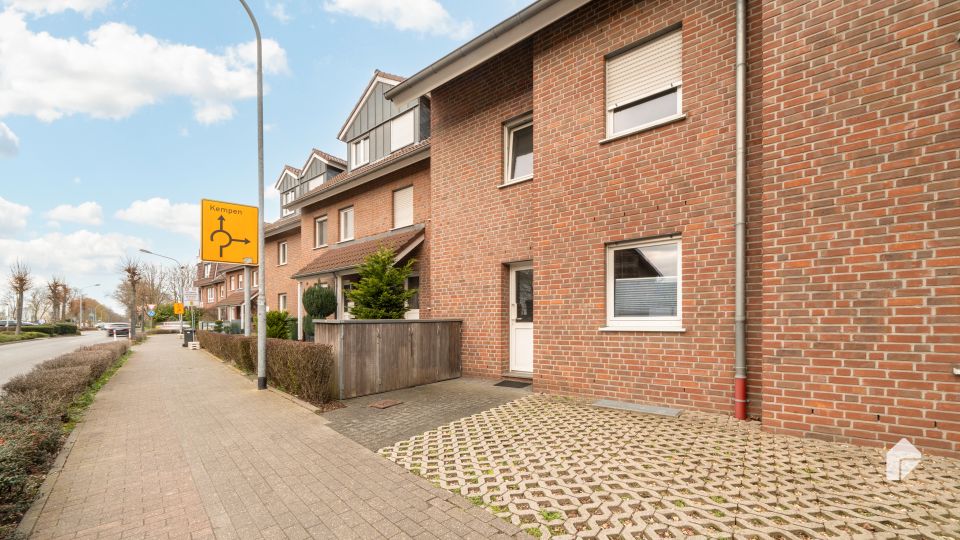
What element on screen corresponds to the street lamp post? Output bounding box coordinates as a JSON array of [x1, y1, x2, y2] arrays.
[[139, 249, 186, 334], [238, 0, 267, 391], [78, 284, 100, 330]]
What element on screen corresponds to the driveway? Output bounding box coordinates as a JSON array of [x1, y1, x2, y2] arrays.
[[27, 335, 526, 539], [324, 378, 531, 451], [381, 395, 960, 539], [0, 331, 114, 386]]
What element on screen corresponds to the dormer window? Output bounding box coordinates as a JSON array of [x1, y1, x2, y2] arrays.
[[352, 137, 369, 168], [390, 110, 415, 152], [204, 263, 211, 278], [281, 190, 296, 216]]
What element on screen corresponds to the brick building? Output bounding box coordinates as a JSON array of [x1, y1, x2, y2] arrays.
[[382, 0, 960, 455]]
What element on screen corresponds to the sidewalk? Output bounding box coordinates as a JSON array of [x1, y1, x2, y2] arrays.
[[28, 335, 525, 540]]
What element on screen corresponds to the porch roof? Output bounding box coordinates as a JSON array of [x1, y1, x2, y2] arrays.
[[217, 290, 258, 308], [293, 224, 424, 279]]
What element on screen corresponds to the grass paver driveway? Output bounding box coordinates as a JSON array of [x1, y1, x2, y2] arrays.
[[381, 395, 960, 539]]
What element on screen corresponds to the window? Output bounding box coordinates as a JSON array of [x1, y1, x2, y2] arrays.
[[278, 241, 288, 265], [315, 216, 328, 248], [339, 207, 354, 242], [238, 272, 244, 288], [204, 264, 211, 278], [390, 110, 415, 152], [406, 275, 420, 310], [281, 190, 296, 216], [605, 237, 682, 330], [278, 293, 288, 312], [230, 275, 236, 290], [220, 285, 225, 298], [207, 288, 214, 302], [253, 270, 258, 286], [605, 27, 682, 138], [393, 186, 413, 228], [351, 137, 369, 168], [504, 116, 533, 184]]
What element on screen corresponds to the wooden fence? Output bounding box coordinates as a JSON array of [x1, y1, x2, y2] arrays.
[[315, 319, 462, 399]]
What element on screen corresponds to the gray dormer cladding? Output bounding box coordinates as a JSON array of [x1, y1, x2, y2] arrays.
[[343, 80, 430, 171], [301, 158, 345, 196]]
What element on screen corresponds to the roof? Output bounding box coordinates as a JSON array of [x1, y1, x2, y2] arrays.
[[304, 148, 347, 170], [293, 224, 425, 278], [385, 0, 591, 104], [273, 165, 302, 190], [289, 139, 430, 211], [337, 70, 407, 141], [217, 290, 259, 308]]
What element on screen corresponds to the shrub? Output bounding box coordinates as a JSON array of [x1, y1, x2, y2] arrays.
[[266, 311, 289, 339], [53, 323, 79, 335], [347, 246, 416, 319], [28, 325, 56, 336], [213, 320, 224, 332], [303, 285, 337, 319], [197, 331, 335, 404]]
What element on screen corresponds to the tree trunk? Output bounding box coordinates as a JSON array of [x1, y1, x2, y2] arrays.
[[129, 284, 137, 339], [14, 292, 23, 336]]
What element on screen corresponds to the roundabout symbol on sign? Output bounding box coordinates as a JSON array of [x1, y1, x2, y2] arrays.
[[210, 215, 252, 258]]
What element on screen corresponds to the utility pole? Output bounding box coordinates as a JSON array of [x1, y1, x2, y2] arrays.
[[238, 0, 267, 391]]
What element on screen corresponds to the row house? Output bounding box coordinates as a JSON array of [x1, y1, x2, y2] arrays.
[[214, 0, 957, 456], [378, 0, 959, 456], [194, 261, 258, 329]]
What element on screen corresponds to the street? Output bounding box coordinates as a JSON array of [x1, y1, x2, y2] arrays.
[[0, 331, 115, 386]]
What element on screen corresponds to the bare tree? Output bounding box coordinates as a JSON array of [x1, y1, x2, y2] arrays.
[[9, 261, 31, 335], [118, 257, 143, 339], [165, 264, 193, 304], [60, 283, 72, 320], [27, 287, 50, 322], [46, 277, 66, 323], [139, 263, 169, 307]]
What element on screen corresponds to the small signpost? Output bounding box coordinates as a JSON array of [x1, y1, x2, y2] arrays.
[[184, 288, 200, 307], [147, 310, 156, 318], [173, 302, 185, 315]]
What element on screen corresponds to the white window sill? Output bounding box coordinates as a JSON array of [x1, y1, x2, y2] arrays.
[[600, 326, 686, 333], [391, 224, 414, 231], [314, 244, 328, 250], [499, 175, 533, 189], [600, 114, 686, 145], [338, 238, 354, 244], [277, 263, 287, 266]]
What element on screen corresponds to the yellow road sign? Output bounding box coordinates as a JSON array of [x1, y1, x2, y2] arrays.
[[173, 302, 184, 315], [200, 199, 259, 264]]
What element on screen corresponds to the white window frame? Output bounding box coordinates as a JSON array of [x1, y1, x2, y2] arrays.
[[238, 272, 243, 288], [207, 288, 214, 302], [281, 190, 296, 216], [315, 216, 328, 248], [390, 109, 416, 152], [603, 236, 684, 332], [351, 137, 370, 168], [204, 264, 212, 278], [392, 186, 414, 229], [278, 241, 288, 266], [278, 293, 288, 312], [339, 206, 355, 242], [253, 270, 258, 286], [603, 27, 684, 141], [503, 115, 533, 186]]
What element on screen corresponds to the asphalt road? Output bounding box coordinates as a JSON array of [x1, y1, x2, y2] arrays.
[[0, 331, 116, 387]]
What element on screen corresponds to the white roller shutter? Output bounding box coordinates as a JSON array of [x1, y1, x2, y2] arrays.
[[606, 30, 682, 110], [393, 186, 413, 228], [390, 110, 415, 151]]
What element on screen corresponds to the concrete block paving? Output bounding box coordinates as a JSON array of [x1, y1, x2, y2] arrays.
[[379, 396, 960, 539], [26, 335, 527, 540]]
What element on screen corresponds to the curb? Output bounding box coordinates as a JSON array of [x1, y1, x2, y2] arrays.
[[191, 347, 325, 418], [15, 422, 82, 537]]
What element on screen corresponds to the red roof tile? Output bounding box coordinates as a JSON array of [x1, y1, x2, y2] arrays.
[[293, 224, 424, 278]]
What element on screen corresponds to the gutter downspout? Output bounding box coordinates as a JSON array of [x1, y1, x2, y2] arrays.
[[734, 0, 748, 420]]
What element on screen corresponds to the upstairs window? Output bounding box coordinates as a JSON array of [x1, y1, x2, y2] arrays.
[[605, 26, 683, 138], [278, 293, 288, 312], [253, 270, 258, 285], [315, 216, 328, 248], [206, 288, 214, 302], [230, 275, 236, 290], [278, 241, 288, 265], [281, 190, 296, 216], [504, 115, 533, 184], [352, 137, 369, 168], [605, 237, 682, 331], [390, 110, 415, 152], [339, 207, 355, 242], [393, 186, 413, 229], [238, 272, 243, 288], [204, 263, 211, 278]]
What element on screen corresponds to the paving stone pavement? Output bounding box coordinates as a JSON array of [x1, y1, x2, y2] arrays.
[[324, 379, 531, 451], [28, 335, 527, 540], [381, 395, 960, 540]]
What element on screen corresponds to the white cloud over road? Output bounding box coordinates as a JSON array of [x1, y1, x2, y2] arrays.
[[324, 0, 473, 39], [0, 196, 30, 235], [0, 122, 18, 157], [0, 7, 289, 126], [114, 198, 199, 236], [2, 0, 110, 16], [0, 229, 146, 275], [45, 201, 103, 226]]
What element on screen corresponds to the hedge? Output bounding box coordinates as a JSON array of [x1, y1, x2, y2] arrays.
[[22, 323, 79, 336], [196, 331, 335, 405], [0, 340, 130, 535]]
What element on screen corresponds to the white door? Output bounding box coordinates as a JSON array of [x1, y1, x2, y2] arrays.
[[509, 263, 534, 373]]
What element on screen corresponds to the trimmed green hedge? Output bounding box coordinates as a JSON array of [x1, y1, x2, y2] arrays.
[[24, 323, 79, 336], [196, 331, 335, 405]]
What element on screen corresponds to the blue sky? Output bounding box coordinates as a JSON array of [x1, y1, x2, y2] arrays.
[[0, 0, 527, 313]]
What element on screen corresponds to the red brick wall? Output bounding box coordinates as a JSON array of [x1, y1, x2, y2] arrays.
[[430, 40, 536, 379], [265, 229, 302, 315], [756, 0, 960, 455], [297, 160, 433, 314]]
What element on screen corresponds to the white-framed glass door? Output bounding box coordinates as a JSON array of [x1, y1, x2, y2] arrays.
[[509, 262, 534, 373]]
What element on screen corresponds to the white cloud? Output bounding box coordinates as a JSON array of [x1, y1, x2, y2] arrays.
[[0, 121, 18, 157], [114, 197, 199, 236], [267, 1, 290, 23], [45, 201, 103, 225], [2, 0, 110, 16], [323, 0, 473, 39], [0, 9, 289, 126], [0, 196, 30, 235], [0, 229, 146, 275]]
